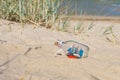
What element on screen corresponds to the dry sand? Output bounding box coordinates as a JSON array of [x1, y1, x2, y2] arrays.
[[0, 19, 120, 80]]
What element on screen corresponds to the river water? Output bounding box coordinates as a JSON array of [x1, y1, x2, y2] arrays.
[[63, 0, 120, 16]]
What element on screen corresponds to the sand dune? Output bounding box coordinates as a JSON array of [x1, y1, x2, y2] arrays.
[[0, 19, 120, 80]]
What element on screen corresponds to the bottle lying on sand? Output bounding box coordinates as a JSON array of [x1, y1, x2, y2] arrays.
[[62, 40, 89, 58], [55, 40, 89, 58]]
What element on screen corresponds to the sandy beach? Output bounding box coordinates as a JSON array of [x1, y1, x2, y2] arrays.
[[0, 18, 120, 80]]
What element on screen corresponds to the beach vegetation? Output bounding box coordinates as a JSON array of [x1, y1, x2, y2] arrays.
[[73, 21, 94, 35], [103, 25, 118, 43], [0, 0, 71, 29]]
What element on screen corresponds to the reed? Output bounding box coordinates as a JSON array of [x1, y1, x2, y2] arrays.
[[103, 25, 118, 43], [103, 25, 117, 39], [0, 0, 95, 34], [0, 0, 69, 28], [74, 22, 83, 34], [73, 21, 94, 35]]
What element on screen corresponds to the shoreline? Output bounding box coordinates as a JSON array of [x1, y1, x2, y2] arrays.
[[0, 15, 120, 24], [62, 16, 120, 21]]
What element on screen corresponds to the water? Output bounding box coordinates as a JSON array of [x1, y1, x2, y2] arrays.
[[63, 0, 120, 16]]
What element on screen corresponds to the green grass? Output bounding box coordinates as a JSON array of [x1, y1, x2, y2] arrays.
[[74, 22, 83, 34], [0, 0, 69, 28], [0, 0, 96, 34], [73, 21, 94, 35], [103, 25, 117, 39], [103, 25, 118, 43]]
